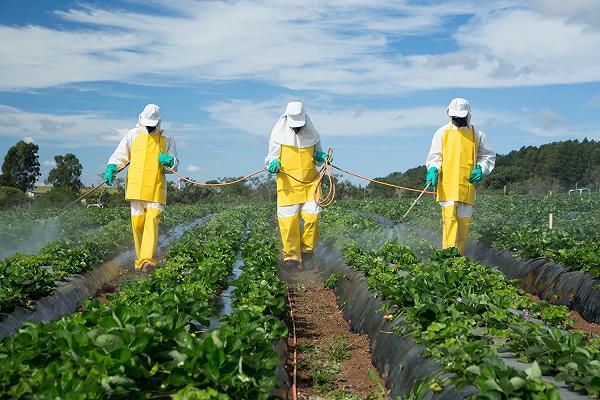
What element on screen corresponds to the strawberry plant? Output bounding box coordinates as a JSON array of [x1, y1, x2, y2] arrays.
[[340, 194, 600, 277], [0, 206, 291, 399], [319, 208, 600, 398], [0, 205, 215, 316]]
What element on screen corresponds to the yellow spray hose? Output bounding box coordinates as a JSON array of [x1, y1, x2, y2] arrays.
[[167, 147, 434, 208], [60, 148, 434, 212]]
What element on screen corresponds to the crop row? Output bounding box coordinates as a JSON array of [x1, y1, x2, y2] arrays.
[[320, 208, 600, 399], [0, 207, 131, 259], [223, 207, 289, 398], [0, 208, 243, 398], [341, 194, 600, 278], [0, 205, 215, 320], [0, 206, 289, 399]]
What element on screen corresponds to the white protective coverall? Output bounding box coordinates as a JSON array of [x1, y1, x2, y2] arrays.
[[265, 102, 325, 263], [108, 104, 178, 270], [426, 98, 495, 253]]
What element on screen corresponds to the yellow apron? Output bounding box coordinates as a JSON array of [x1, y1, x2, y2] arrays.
[[437, 125, 478, 205], [276, 145, 321, 206], [125, 130, 167, 205]]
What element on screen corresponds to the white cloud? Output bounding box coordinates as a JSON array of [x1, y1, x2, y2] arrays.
[[187, 164, 201, 172], [0, 104, 133, 146], [204, 98, 511, 138], [42, 159, 56, 167], [534, 109, 569, 130], [101, 128, 129, 143], [587, 95, 600, 108], [533, 0, 600, 27], [22, 136, 34, 143], [0, 104, 199, 147], [519, 107, 599, 138], [0, 1, 598, 94]]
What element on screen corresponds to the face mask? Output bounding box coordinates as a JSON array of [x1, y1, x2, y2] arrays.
[[146, 125, 157, 134], [292, 126, 303, 134], [451, 116, 468, 128]]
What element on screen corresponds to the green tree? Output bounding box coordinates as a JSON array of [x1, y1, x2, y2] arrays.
[[46, 153, 83, 192], [367, 165, 427, 198], [0, 140, 41, 192], [0, 186, 28, 209]]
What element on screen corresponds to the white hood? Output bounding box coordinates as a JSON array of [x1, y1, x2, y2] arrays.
[[269, 114, 320, 148]]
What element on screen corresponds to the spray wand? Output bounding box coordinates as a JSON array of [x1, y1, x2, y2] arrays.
[[398, 181, 433, 222], [58, 163, 129, 215]]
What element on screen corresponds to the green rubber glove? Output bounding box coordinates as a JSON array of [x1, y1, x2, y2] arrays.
[[268, 159, 281, 174], [158, 152, 174, 168], [103, 164, 118, 186], [469, 164, 483, 185], [315, 151, 332, 163], [426, 167, 438, 186]]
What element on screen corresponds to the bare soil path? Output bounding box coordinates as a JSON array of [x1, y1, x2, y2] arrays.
[[528, 294, 600, 336], [280, 266, 385, 400]]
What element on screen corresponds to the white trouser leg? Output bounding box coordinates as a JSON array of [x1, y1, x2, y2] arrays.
[[300, 200, 322, 215], [439, 201, 473, 217], [130, 200, 164, 216]]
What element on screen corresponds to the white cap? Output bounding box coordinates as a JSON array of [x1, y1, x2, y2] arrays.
[[285, 101, 306, 128], [446, 98, 471, 118], [139, 104, 162, 126]]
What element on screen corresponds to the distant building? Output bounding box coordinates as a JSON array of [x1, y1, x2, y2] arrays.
[[26, 185, 53, 198], [26, 190, 41, 198]]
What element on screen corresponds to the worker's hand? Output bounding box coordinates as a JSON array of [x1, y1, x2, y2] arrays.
[[268, 159, 281, 174], [469, 164, 483, 185], [425, 167, 438, 187], [103, 164, 118, 186], [315, 151, 332, 164], [158, 152, 175, 168]]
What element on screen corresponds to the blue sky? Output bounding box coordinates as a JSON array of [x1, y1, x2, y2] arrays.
[[1, 0, 600, 186]]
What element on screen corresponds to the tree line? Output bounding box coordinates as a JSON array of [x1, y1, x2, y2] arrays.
[[366, 138, 600, 197], [2, 138, 599, 208], [0, 140, 84, 208]]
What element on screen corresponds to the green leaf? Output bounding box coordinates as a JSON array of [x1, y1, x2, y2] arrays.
[[509, 377, 526, 390], [211, 330, 224, 348], [95, 333, 124, 353], [478, 378, 504, 393], [169, 350, 188, 366], [129, 336, 149, 353], [589, 376, 600, 393], [466, 365, 481, 375], [525, 361, 542, 380]]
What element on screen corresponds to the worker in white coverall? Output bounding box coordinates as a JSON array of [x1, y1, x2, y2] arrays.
[[103, 104, 179, 272], [265, 101, 331, 267], [425, 98, 495, 254]]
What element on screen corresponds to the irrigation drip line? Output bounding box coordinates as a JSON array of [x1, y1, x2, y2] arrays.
[[286, 285, 298, 400]]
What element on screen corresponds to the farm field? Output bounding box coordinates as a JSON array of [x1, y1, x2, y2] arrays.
[[319, 207, 600, 399], [0, 206, 287, 399], [0, 200, 599, 399], [3, 1, 600, 398], [0, 205, 219, 318], [342, 194, 600, 278], [0, 207, 131, 259]]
